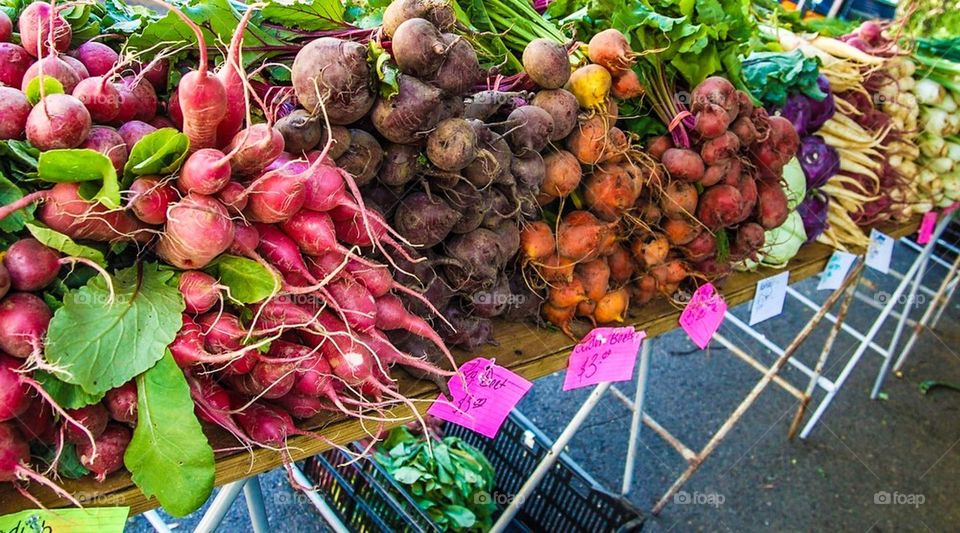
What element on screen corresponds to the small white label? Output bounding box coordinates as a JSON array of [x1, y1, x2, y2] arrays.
[[865, 229, 894, 274], [750, 271, 790, 325], [818, 251, 858, 291]]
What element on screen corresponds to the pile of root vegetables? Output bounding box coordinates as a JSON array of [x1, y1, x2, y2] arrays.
[[520, 29, 798, 337], [0, 0, 467, 512]]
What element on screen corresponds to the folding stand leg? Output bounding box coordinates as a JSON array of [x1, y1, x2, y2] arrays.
[[143, 510, 173, 533], [929, 274, 960, 328], [788, 270, 861, 439], [290, 463, 351, 533], [621, 339, 652, 495], [889, 251, 960, 375], [195, 479, 248, 533], [799, 242, 935, 439], [870, 219, 954, 398], [243, 475, 270, 533], [651, 264, 862, 514]]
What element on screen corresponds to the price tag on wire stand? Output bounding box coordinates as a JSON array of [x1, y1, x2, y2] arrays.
[[0, 507, 129, 533], [818, 251, 857, 291], [679, 283, 726, 349], [563, 327, 646, 391], [428, 358, 532, 438], [865, 229, 894, 274], [749, 271, 789, 325], [918, 211, 937, 245]]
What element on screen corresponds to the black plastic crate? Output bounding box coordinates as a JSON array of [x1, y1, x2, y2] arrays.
[[303, 412, 644, 532], [446, 411, 644, 533]]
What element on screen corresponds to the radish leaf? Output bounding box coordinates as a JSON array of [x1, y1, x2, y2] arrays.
[[125, 351, 215, 517], [26, 221, 107, 267], [34, 371, 106, 409], [123, 128, 190, 185], [38, 149, 121, 209], [45, 264, 185, 396], [209, 254, 281, 304]]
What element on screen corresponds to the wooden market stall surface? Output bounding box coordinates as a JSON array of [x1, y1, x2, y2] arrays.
[[0, 220, 921, 516]]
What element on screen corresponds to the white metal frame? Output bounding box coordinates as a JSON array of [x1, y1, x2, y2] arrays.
[[144, 475, 270, 533]]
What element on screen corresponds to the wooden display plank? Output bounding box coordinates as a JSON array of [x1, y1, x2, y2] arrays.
[[0, 220, 921, 516]]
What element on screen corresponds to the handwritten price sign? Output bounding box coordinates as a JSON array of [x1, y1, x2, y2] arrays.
[[817, 251, 857, 291], [865, 229, 894, 274], [917, 211, 937, 245], [679, 283, 726, 349], [563, 327, 646, 391], [427, 358, 532, 438], [749, 271, 789, 326]]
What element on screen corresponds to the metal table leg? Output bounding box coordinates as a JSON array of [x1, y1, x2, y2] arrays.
[[244, 475, 270, 533], [621, 339, 652, 495], [195, 479, 248, 533], [142, 510, 173, 533], [290, 463, 351, 533]]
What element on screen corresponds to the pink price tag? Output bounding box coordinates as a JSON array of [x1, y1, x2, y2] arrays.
[[918, 212, 937, 245], [563, 327, 647, 391], [679, 283, 727, 349], [427, 358, 532, 438]]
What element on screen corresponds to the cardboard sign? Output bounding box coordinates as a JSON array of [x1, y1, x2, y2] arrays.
[[749, 271, 790, 325], [818, 251, 857, 291], [680, 283, 726, 349], [865, 229, 894, 274], [428, 358, 532, 438], [564, 327, 646, 390], [0, 508, 128, 533]]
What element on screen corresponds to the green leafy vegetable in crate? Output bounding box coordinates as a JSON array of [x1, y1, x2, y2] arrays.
[[375, 426, 497, 531]]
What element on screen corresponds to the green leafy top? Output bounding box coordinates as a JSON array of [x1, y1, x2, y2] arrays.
[[742, 50, 825, 107], [375, 427, 497, 532], [548, 0, 757, 88], [125, 351, 216, 517], [123, 128, 190, 184], [44, 263, 185, 396]]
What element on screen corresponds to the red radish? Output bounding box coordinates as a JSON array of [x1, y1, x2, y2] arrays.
[[0, 355, 29, 422], [20, 56, 81, 94], [178, 148, 232, 195], [164, 1, 227, 151], [255, 224, 317, 282], [156, 193, 235, 269], [17, 2, 71, 58], [0, 87, 30, 140], [0, 421, 80, 506], [301, 162, 347, 212], [0, 11, 10, 42], [195, 312, 260, 375], [150, 116, 175, 129], [112, 81, 138, 123], [128, 177, 178, 225], [26, 93, 91, 150], [26, 183, 148, 243], [104, 381, 137, 425], [15, 398, 55, 444], [118, 120, 156, 148], [243, 171, 306, 224], [218, 181, 248, 214], [249, 360, 298, 399], [138, 57, 169, 93], [179, 271, 222, 314], [77, 423, 131, 481], [0, 293, 51, 359], [375, 294, 456, 369], [0, 43, 30, 87], [215, 6, 256, 147], [3, 239, 60, 291], [274, 394, 326, 419], [71, 42, 118, 77], [61, 55, 89, 79], [120, 75, 158, 122], [81, 126, 128, 173], [279, 209, 358, 258], [64, 403, 108, 445], [225, 124, 285, 177], [325, 277, 378, 332], [73, 76, 123, 123], [167, 88, 183, 129]]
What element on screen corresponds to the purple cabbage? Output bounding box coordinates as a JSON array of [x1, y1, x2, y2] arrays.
[[798, 135, 840, 189], [797, 193, 829, 243], [806, 75, 835, 132], [780, 94, 811, 135]]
